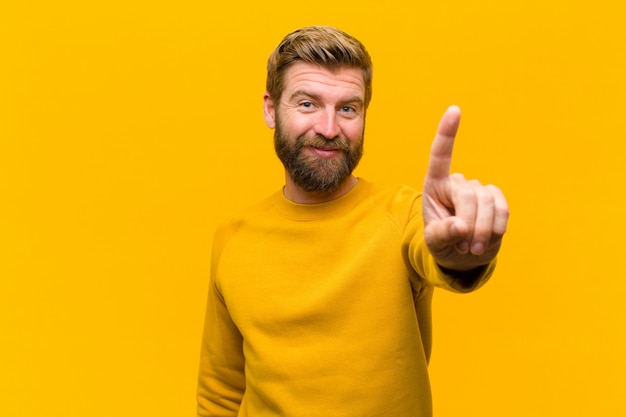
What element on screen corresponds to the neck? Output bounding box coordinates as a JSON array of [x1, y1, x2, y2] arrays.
[[283, 175, 359, 204]]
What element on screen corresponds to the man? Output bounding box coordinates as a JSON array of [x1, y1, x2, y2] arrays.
[[197, 26, 508, 416]]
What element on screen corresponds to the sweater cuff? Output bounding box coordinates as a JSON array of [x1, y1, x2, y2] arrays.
[[436, 262, 495, 293]]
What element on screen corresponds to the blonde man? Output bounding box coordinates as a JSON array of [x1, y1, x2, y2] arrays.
[[197, 26, 508, 417]]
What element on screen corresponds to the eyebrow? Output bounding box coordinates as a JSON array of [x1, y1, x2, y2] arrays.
[[289, 90, 364, 106], [289, 90, 319, 102]]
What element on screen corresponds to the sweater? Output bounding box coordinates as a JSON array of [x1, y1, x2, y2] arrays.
[[197, 179, 495, 417]]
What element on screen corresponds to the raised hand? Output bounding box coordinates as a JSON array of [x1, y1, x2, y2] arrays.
[[422, 106, 509, 271]]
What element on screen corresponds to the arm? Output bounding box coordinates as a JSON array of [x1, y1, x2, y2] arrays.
[[197, 224, 246, 417], [421, 106, 509, 273], [404, 205, 496, 293]]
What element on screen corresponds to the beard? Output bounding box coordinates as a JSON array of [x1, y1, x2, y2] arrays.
[[274, 119, 364, 194]]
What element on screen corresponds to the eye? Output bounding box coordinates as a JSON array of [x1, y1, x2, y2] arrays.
[[299, 101, 314, 109], [339, 104, 361, 118]]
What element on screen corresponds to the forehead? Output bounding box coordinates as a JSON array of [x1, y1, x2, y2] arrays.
[[281, 62, 366, 101]]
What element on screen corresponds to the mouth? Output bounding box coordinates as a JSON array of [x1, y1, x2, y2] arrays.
[[308, 146, 343, 159]]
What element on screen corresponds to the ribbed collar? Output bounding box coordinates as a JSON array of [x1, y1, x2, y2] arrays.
[[270, 179, 373, 221]]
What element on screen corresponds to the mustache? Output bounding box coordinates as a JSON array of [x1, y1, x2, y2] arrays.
[[296, 135, 350, 152]]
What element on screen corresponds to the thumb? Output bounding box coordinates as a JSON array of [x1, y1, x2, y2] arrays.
[[424, 216, 470, 254]]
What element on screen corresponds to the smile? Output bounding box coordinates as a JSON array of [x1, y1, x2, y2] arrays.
[[308, 147, 343, 159]]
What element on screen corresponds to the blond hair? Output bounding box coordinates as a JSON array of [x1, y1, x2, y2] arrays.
[[266, 26, 373, 108]]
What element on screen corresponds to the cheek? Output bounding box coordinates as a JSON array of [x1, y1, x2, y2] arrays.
[[343, 121, 365, 143], [279, 113, 313, 137]]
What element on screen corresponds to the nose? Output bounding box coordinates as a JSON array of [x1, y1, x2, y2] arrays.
[[313, 107, 340, 139]]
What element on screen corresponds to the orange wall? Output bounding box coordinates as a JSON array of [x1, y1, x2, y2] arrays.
[[2, 1, 624, 416]]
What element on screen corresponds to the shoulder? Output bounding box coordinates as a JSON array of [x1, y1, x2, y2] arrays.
[[368, 181, 421, 201], [364, 181, 423, 221], [211, 192, 278, 254]]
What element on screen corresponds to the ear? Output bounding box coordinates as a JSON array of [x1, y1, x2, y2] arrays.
[[263, 92, 276, 129]]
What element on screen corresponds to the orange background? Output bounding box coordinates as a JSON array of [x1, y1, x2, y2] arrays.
[[2, 1, 624, 416]]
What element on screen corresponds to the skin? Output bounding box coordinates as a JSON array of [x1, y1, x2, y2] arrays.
[[422, 106, 509, 271], [264, 62, 509, 271], [264, 62, 366, 204]]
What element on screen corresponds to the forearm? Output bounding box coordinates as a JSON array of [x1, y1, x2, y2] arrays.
[[197, 283, 245, 416]]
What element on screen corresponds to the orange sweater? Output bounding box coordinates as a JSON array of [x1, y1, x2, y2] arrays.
[[197, 179, 495, 417]]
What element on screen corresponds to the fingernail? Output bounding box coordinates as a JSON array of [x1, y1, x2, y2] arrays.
[[471, 243, 484, 255], [456, 241, 470, 254]]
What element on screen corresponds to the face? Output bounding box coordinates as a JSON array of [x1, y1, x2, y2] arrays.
[[264, 62, 366, 195]]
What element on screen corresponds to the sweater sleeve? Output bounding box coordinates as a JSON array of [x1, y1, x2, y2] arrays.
[[197, 221, 246, 417], [404, 194, 496, 293]]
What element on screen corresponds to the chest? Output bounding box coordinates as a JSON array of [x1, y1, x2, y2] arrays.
[[216, 215, 413, 332]]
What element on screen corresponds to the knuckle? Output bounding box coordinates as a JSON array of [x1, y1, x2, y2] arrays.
[[477, 187, 495, 205], [496, 205, 510, 219], [456, 187, 475, 201]]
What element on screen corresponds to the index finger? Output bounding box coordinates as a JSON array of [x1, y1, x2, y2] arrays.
[[426, 105, 461, 180]]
